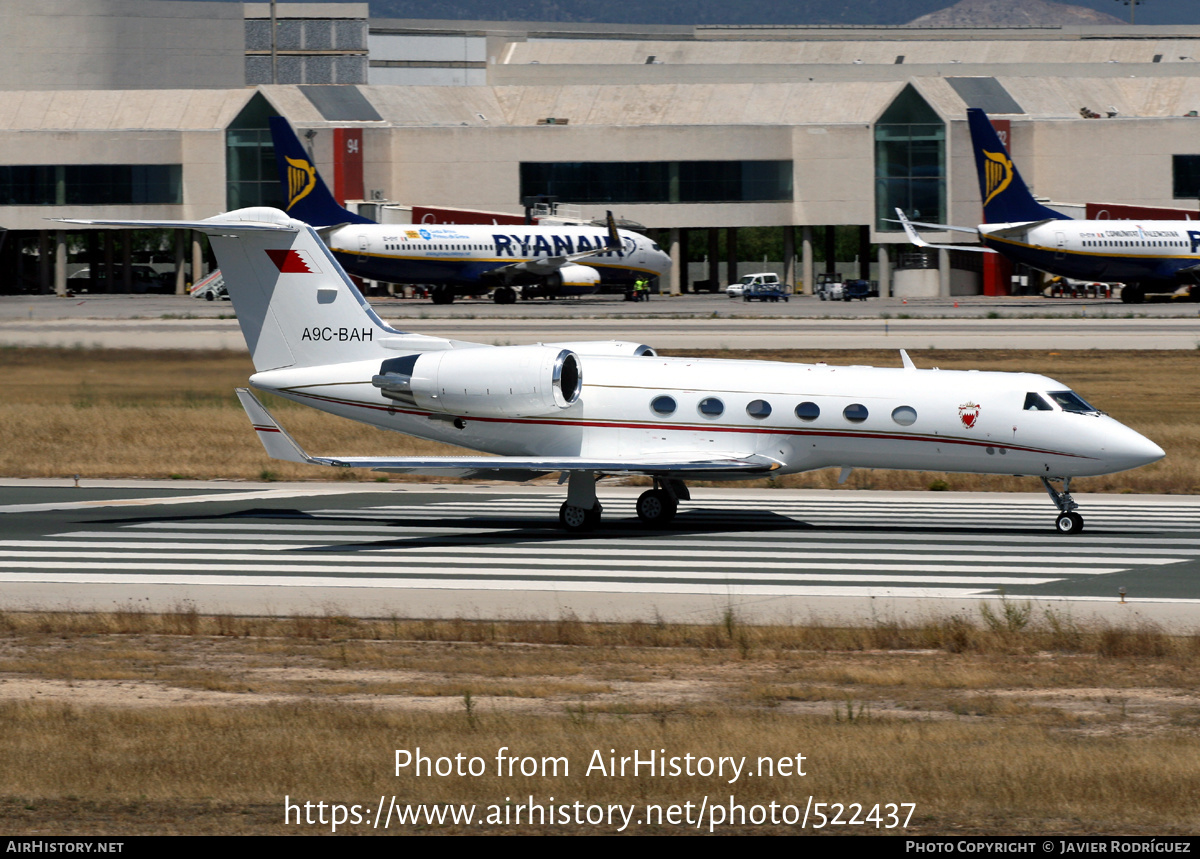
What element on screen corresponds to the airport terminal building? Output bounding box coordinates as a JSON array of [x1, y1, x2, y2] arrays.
[[4, 0, 1200, 296]]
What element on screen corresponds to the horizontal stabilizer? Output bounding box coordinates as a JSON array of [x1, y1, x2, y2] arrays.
[[236, 388, 314, 464], [893, 208, 993, 253], [981, 219, 1060, 239], [56, 212, 297, 234], [236, 389, 780, 480]]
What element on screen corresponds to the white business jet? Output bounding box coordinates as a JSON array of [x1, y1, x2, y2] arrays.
[[63, 208, 1164, 534]]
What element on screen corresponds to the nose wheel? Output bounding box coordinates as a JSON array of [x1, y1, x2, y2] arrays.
[[1042, 477, 1084, 535], [1055, 511, 1084, 534]]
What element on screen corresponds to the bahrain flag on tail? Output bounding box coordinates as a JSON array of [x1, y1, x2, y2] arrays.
[[265, 249, 322, 274]]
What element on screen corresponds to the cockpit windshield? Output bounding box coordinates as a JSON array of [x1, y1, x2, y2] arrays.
[[1024, 392, 1053, 411], [1047, 390, 1099, 414]]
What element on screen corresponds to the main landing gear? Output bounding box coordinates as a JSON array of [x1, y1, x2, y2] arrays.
[[556, 473, 689, 532], [1041, 476, 1084, 534], [492, 286, 517, 304], [636, 478, 688, 527]]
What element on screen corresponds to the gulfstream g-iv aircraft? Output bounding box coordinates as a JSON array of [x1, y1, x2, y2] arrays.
[[63, 208, 1164, 534], [896, 108, 1200, 304], [269, 117, 671, 304]]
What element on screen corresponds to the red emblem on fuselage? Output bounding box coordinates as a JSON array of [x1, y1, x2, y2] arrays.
[[959, 402, 981, 429]]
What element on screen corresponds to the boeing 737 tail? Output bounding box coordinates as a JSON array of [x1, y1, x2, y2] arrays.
[[269, 116, 374, 227], [967, 108, 1068, 225]]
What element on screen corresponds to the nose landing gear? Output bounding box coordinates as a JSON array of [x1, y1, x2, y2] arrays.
[[1042, 476, 1084, 534]]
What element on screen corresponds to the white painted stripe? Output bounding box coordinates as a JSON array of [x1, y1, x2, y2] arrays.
[[46, 533, 1199, 558], [0, 553, 1094, 576], [0, 572, 995, 598], [0, 487, 375, 514], [119, 522, 1200, 547], [0, 542, 1178, 568]]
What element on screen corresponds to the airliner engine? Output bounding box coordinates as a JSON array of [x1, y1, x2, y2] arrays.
[[372, 345, 582, 417], [547, 264, 602, 291]]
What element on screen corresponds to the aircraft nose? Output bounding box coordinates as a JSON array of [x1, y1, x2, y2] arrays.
[[1108, 425, 1165, 470]]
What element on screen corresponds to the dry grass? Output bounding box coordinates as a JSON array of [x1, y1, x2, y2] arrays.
[[1, 608, 1200, 834], [1, 347, 1197, 492]]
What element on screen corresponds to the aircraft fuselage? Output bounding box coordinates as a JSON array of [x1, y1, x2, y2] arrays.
[[981, 220, 1200, 285], [327, 223, 670, 291], [250, 355, 1162, 482]]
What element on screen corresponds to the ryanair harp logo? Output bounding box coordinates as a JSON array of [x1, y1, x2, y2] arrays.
[[284, 156, 317, 211], [981, 149, 1013, 207]]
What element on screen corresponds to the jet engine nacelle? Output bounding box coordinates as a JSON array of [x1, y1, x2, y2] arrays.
[[373, 345, 582, 417], [548, 264, 602, 291]]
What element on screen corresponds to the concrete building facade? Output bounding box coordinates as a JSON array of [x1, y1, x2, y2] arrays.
[[4, 2, 1200, 297]]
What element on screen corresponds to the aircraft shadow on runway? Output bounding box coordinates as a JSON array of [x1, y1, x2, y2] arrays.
[[89, 505, 1139, 552]]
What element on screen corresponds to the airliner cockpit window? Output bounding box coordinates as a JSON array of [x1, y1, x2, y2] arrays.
[[1048, 391, 1099, 414], [1023, 392, 1053, 411]]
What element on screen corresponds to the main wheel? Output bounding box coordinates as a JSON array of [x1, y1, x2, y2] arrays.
[[1055, 511, 1084, 534], [1120, 284, 1143, 304], [492, 286, 517, 305], [559, 501, 599, 532], [636, 489, 678, 526], [430, 286, 455, 305]]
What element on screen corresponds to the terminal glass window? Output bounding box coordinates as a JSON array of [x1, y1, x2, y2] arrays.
[[0, 165, 181, 206], [875, 85, 946, 231], [226, 94, 285, 211], [1173, 155, 1200, 199], [520, 161, 792, 204]]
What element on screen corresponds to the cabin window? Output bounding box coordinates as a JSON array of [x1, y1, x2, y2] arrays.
[[795, 402, 820, 421], [1048, 390, 1098, 414], [698, 397, 725, 417], [891, 405, 917, 426], [1024, 392, 1053, 411], [650, 395, 676, 416], [843, 403, 869, 423], [746, 399, 772, 419]]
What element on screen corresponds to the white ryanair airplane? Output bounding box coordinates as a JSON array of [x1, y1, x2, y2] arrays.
[[896, 108, 1200, 304], [270, 118, 671, 304], [65, 208, 1164, 534]]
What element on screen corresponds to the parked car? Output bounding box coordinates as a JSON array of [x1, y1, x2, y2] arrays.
[[843, 279, 871, 301], [743, 283, 790, 302], [727, 272, 784, 298], [67, 264, 172, 294]]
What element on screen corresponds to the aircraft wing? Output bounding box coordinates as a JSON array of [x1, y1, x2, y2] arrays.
[[237, 389, 782, 480], [981, 219, 1061, 239], [892, 208, 994, 253], [481, 209, 626, 278]]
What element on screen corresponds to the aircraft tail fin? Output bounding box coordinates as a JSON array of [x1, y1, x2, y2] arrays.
[[269, 117, 374, 227], [59, 208, 398, 372], [966, 108, 1069, 224]]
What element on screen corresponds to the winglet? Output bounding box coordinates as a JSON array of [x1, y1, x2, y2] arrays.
[[893, 208, 995, 254], [900, 349, 916, 370], [236, 388, 336, 466], [894, 208, 933, 249], [605, 210, 621, 250]]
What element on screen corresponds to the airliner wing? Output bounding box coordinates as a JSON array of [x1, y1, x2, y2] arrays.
[[981, 219, 1060, 238], [892, 209, 994, 253], [483, 209, 626, 278], [237, 389, 781, 480]]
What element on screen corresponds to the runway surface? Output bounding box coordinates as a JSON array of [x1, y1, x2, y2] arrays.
[[2, 482, 1197, 626], [4, 293, 1200, 350]]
